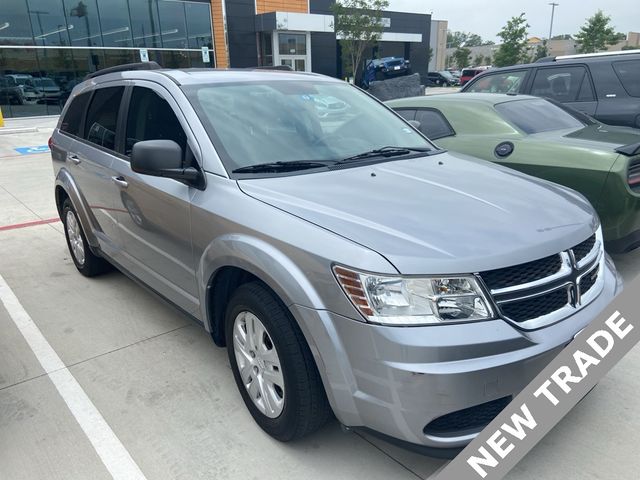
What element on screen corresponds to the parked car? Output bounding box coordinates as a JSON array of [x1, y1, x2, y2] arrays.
[[426, 71, 459, 87], [460, 66, 490, 86], [27, 77, 62, 103], [388, 93, 640, 252], [362, 56, 411, 87], [5, 73, 43, 103], [0, 76, 25, 105], [51, 63, 620, 456], [461, 50, 640, 129], [311, 94, 350, 118]]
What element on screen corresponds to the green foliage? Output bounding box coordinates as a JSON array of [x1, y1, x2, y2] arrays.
[[453, 47, 471, 68], [493, 13, 530, 67], [533, 40, 549, 61], [473, 54, 484, 66], [575, 10, 622, 53], [621, 45, 636, 51], [551, 34, 573, 40], [427, 47, 433, 64], [332, 0, 389, 80], [447, 31, 489, 48]]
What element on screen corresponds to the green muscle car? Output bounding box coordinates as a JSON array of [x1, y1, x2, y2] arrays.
[[388, 93, 640, 253]]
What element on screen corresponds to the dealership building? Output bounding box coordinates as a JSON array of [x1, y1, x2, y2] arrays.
[[0, 0, 432, 118]]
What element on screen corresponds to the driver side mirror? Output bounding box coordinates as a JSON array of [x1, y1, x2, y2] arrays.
[[131, 140, 200, 183]]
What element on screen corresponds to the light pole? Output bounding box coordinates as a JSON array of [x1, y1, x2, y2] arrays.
[[548, 3, 559, 40]]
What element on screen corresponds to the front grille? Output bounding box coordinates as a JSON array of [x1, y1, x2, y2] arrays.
[[501, 288, 569, 322], [480, 254, 562, 291], [580, 269, 599, 295], [424, 397, 512, 436], [573, 234, 596, 263]]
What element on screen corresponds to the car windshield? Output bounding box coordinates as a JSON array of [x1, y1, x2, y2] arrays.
[[185, 80, 433, 174], [495, 98, 586, 134]]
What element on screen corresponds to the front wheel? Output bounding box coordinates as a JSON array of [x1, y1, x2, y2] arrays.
[[225, 282, 331, 441], [62, 199, 111, 277]]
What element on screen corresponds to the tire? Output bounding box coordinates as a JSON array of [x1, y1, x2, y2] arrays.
[[225, 281, 331, 441], [62, 199, 111, 277]]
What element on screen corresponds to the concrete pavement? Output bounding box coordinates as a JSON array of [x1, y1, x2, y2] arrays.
[[0, 118, 638, 479]]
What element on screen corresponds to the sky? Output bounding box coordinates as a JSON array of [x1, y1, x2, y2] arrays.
[[387, 0, 639, 42]]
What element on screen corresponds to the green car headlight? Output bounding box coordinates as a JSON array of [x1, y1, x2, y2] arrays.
[[333, 266, 495, 326]]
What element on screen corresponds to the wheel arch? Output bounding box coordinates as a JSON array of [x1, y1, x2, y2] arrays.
[[55, 169, 100, 249]]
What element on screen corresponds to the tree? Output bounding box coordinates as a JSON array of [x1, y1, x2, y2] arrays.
[[453, 47, 471, 68], [447, 31, 488, 48], [551, 34, 572, 40], [493, 13, 530, 67], [622, 45, 636, 51], [427, 47, 433, 65], [473, 54, 484, 66], [575, 10, 622, 53], [332, 0, 389, 81], [533, 40, 549, 61]]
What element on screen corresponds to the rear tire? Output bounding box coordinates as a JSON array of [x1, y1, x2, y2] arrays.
[[62, 199, 111, 277], [225, 281, 331, 441]]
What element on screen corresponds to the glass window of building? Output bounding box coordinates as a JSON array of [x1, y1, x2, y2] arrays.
[[278, 33, 306, 55], [29, 0, 72, 47], [157, 0, 188, 49], [128, 0, 162, 48], [1, 0, 34, 45], [184, 2, 213, 49], [67, 0, 103, 47], [96, 0, 133, 47]]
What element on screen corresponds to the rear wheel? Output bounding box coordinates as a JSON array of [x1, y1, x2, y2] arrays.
[[225, 282, 331, 441], [62, 199, 111, 277]]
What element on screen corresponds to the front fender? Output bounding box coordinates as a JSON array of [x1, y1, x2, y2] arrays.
[[197, 233, 326, 332], [56, 168, 100, 249]]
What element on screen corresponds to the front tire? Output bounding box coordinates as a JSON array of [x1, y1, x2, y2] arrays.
[[62, 199, 111, 277], [225, 282, 331, 441]]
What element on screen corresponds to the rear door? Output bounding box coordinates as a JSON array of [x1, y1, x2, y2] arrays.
[[528, 65, 597, 116], [110, 82, 199, 313], [69, 85, 126, 258], [464, 69, 530, 94]]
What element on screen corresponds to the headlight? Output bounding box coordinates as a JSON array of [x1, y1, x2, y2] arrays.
[[333, 266, 495, 326]]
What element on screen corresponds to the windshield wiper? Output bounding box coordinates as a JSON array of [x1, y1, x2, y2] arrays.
[[338, 146, 431, 164], [232, 160, 335, 174]]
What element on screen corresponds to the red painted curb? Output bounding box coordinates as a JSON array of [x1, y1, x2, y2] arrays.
[[0, 217, 61, 232]]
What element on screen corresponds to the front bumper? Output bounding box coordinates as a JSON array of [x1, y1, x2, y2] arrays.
[[292, 256, 621, 452]]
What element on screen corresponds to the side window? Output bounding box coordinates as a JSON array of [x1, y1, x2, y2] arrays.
[[415, 109, 455, 140], [83, 87, 125, 151], [613, 60, 640, 97], [60, 92, 91, 136], [467, 70, 527, 94], [125, 87, 188, 158], [395, 109, 416, 121], [531, 66, 593, 102]]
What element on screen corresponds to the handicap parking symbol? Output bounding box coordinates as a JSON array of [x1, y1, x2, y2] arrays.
[[14, 145, 50, 155]]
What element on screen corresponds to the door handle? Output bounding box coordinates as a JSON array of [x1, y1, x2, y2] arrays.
[[112, 176, 128, 188], [68, 154, 81, 165]]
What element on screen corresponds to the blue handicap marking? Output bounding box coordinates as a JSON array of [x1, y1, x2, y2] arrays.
[[14, 145, 50, 155]]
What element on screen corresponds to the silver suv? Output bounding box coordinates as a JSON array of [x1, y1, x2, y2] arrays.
[[51, 63, 622, 456]]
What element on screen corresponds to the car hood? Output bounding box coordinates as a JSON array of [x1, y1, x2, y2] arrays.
[[563, 123, 640, 149], [238, 152, 597, 275]]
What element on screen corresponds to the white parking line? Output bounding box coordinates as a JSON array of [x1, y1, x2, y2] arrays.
[[0, 273, 147, 480]]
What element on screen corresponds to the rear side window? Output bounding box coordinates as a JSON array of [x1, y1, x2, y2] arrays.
[[530, 66, 594, 102], [466, 70, 527, 94], [125, 87, 187, 157], [414, 109, 455, 140], [495, 98, 585, 134], [60, 92, 91, 136], [613, 60, 640, 97], [83, 87, 125, 151], [395, 109, 416, 121]]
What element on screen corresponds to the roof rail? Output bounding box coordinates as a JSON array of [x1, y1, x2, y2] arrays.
[[535, 56, 556, 63], [84, 61, 162, 80], [554, 49, 640, 61], [251, 65, 294, 71]]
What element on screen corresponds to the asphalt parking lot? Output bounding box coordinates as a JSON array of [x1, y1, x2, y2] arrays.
[[1, 115, 639, 479]]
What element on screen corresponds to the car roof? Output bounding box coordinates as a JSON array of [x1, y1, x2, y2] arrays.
[[85, 67, 340, 87], [388, 92, 538, 107], [476, 51, 640, 74]]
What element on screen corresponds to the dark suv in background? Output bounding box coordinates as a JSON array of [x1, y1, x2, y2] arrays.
[[461, 50, 640, 129]]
